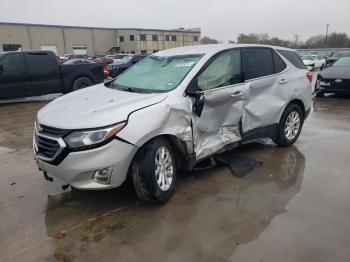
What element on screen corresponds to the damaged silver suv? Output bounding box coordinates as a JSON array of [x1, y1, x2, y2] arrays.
[[34, 44, 312, 203]]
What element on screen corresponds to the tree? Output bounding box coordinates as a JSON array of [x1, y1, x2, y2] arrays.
[[236, 33, 260, 44], [200, 36, 219, 44], [236, 33, 294, 47], [304, 35, 324, 48], [326, 33, 349, 48]]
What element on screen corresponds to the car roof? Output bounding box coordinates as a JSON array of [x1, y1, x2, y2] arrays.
[[155, 44, 296, 57]]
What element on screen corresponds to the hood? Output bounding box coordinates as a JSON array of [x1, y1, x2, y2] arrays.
[[37, 83, 167, 129], [319, 66, 350, 80], [303, 60, 313, 64], [326, 57, 338, 62]]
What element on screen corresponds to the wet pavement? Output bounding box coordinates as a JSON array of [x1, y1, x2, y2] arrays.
[[1, 95, 350, 262]]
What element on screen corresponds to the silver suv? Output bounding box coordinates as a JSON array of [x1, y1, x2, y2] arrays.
[[34, 44, 312, 203]]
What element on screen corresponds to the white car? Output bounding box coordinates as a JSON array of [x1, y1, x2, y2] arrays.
[[301, 54, 325, 70], [34, 44, 312, 204]]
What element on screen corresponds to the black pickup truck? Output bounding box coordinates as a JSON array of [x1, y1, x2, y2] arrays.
[[0, 51, 104, 99]]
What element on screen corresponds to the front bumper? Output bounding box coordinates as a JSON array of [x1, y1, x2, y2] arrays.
[[316, 80, 350, 94], [35, 139, 138, 190]]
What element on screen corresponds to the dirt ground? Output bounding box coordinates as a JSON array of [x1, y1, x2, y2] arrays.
[[1, 94, 350, 262]]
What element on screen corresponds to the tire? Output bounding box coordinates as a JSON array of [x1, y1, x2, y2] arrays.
[[72, 77, 93, 91], [131, 138, 177, 204], [274, 104, 304, 147]]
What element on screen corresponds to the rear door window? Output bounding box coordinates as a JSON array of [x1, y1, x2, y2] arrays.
[[273, 51, 287, 73], [277, 50, 305, 69], [242, 48, 274, 80], [26, 53, 57, 74]]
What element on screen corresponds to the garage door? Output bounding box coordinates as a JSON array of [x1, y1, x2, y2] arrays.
[[40, 45, 58, 55]]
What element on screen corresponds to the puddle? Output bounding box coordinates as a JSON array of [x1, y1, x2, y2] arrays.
[[215, 152, 263, 177]]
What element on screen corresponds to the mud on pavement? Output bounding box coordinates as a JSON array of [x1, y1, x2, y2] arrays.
[[1, 96, 350, 262]]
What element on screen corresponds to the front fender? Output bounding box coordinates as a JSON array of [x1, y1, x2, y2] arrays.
[[117, 94, 193, 154]]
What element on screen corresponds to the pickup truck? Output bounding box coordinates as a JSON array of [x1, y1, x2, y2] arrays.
[[0, 51, 104, 99]]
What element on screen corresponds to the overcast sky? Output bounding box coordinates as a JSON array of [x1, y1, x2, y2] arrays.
[[0, 0, 349, 42]]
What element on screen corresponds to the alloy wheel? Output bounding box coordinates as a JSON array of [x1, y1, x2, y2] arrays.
[[155, 146, 174, 191], [284, 111, 301, 140]]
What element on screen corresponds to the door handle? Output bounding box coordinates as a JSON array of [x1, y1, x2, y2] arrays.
[[230, 91, 244, 98], [279, 79, 289, 84]]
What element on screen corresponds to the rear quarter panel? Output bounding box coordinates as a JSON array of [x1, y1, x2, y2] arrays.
[[278, 68, 312, 121]]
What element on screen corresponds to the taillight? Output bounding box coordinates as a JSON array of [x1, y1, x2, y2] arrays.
[[103, 65, 109, 77], [306, 71, 313, 83]]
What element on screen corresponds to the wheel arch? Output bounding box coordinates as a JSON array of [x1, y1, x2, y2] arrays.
[[280, 99, 306, 121], [129, 134, 191, 175]]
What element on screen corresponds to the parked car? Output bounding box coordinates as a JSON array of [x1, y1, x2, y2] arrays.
[[301, 54, 325, 70], [59, 54, 90, 64], [33, 44, 312, 204], [107, 54, 147, 77], [63, 59, 96, 65], [325, 52, 350, 68], [0, 51, 104, 99], [315, 56, 350, 96]]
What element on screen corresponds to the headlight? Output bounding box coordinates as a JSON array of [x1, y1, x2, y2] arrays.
[[64, 122, 126, 149]]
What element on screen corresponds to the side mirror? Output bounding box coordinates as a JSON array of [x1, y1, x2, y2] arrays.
[[186, 78, 205, 117], [186, 77, 199, 96]]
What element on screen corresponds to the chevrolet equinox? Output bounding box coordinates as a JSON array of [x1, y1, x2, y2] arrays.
[[34, 44, 312, 203]]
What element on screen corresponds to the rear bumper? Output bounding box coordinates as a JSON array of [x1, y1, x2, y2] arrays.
[[35, 139, 138, 190]]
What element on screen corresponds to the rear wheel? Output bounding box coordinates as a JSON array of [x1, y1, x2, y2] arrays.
[[72, 77, 93, 91], [274, 104, 304, 147], [131, 138, 177, 204]]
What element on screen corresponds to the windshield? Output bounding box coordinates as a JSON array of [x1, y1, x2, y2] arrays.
[[301, 55, 314, 60], [117, 56, 133, 64], [115, 54, 127, 59], [333, 57, 350, 67], [112, 54, 203, 92]]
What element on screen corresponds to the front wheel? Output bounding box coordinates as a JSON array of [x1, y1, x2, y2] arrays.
[[274, 104, 304, 147], [131, 138, 177, 204]]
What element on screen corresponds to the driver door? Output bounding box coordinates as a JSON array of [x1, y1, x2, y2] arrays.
[[0, 52, 32, 99], [190, 49, 247, 160]]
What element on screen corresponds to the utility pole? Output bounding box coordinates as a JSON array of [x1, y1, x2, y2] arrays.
[[324, 24, 330, 48]]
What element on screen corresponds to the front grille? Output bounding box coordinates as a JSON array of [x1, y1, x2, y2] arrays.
[[40, 125, 70, 137], [34, 124, 69, 162], [328, 79, 350, 89], [36, 135, 60, 158]]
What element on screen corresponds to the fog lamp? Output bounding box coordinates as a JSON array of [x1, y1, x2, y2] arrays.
[[93, 167, 114, 184]]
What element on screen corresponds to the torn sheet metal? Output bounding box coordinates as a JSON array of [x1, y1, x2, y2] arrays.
[[191, 85, 246, 160], [117, 92, 194, 154]]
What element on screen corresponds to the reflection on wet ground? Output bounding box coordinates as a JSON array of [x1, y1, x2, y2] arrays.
[[1, 96, 350, 261]]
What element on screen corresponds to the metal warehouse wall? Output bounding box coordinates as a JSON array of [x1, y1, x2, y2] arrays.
[[0, 24, 31, 51], [63, 28, 94, 55], [28, 26, 65, 55], [0, 23, 201, 55], [92, 29, 117, 55]]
